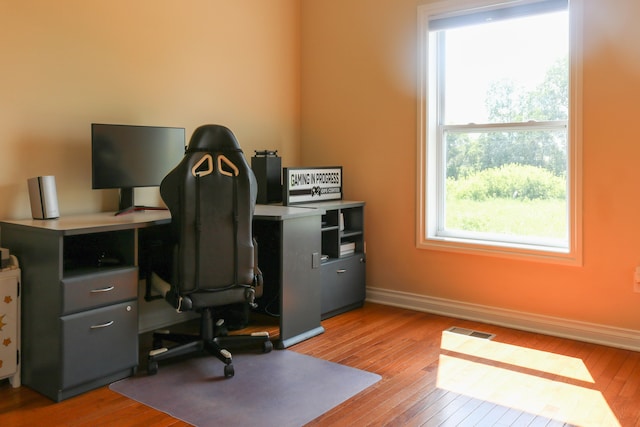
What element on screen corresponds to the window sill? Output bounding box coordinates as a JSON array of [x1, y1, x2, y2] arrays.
[[418, 236, 582, 266]]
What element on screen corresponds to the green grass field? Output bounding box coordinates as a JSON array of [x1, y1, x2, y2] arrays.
[[446, 197, 567, 239]]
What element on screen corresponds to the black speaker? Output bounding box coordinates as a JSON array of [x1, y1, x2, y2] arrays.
[[251, 151, 282, 204]]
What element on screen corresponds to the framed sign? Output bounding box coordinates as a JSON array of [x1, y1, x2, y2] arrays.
[[283, 166, 342, 205]]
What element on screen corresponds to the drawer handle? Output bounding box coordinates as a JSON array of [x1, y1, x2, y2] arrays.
[[90, 320, 114, 329], [90, 286, 115, 293], [336, 269, 347, 274]]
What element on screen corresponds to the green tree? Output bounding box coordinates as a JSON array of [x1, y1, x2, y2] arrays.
[[521, 56, 569, 121], [446, 56, 568, 179]]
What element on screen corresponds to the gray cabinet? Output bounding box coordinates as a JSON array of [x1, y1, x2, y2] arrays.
[[0, 223, 139, 401], [298, 201, 366, 319], [253, 209, 325, 348], [321, 255, 365, 318]]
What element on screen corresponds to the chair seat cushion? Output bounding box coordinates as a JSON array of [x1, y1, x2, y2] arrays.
[[151, 271, 249, 311], [188, 287, 249, 309]]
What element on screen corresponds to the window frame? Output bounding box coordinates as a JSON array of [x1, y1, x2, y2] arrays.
[[416, 0, 583, 265]]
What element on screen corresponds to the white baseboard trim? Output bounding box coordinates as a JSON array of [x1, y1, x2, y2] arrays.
[[366, 287, 640, 352]]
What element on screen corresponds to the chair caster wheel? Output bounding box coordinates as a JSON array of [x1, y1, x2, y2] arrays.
[[147, 360, 158, 375], [263, 340, 273, 353], [152, 330, 170, 349], [224, 364, 235, 378]]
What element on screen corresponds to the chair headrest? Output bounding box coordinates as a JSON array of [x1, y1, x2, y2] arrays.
[[187, 124, 242, 153]]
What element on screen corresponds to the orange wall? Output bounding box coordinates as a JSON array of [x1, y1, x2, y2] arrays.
[[301, 0, 640, 330], [2, 0, 640, 332], [0, 0, 300, 218]]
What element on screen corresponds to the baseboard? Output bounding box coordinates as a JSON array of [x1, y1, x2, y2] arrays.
[[366, 287, 640, 352]]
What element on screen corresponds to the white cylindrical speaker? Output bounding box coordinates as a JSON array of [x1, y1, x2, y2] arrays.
[[28, 176, 60, 219]]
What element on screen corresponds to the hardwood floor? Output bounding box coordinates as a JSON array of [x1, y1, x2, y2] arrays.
[[1, 302, 639, 426]]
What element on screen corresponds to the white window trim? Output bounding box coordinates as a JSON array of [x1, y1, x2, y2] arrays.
[[416, 0, 583, 265]]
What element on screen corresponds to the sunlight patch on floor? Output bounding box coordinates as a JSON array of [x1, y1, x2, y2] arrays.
[[437, 333, 620, 426], [441, 330, 594, 382]]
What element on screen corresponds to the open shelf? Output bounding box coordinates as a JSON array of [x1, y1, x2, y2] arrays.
[[297, 200, 366, 319]]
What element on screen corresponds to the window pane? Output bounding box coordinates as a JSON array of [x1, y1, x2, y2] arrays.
[[440, 11, 568, 125], [444, 128, 568, 244]]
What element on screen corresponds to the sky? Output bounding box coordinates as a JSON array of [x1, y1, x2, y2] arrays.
[[442, 11, 569, 124]]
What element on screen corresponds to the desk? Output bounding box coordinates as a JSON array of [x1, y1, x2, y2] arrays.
[[0, 205, 324, 401]]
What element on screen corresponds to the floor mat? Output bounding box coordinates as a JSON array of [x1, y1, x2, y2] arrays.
[[110, 350, 381, 426]]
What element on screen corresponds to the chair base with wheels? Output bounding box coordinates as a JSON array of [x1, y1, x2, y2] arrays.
[[147, 306, 273, 377]]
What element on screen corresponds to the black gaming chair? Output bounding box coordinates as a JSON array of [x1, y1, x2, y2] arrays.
[[146, 124, 273, 378]]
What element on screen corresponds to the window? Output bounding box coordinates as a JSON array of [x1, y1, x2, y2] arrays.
[[417, 0, 582, 264]]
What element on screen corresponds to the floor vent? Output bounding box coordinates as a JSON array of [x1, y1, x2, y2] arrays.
[[445, 327, 495, 340]]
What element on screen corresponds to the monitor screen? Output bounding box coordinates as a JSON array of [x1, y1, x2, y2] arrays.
[[91, 123, 185, 212]]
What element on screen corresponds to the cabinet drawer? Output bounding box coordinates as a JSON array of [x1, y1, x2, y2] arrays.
[[61, 301, 138, 389], [61, 267, 137, 315], [321, 255, 365, 316]]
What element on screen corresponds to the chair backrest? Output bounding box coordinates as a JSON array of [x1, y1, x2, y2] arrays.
[[160, 124, 257, 295]]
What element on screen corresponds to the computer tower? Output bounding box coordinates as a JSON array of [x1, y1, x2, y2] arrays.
[[251, 151, 282, 204]]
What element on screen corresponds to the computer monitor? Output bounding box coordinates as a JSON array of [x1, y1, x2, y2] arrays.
[[91, 123, 185, 214]]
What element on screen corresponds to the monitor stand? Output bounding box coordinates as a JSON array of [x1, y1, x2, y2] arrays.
[[114, 188, 168, 216]]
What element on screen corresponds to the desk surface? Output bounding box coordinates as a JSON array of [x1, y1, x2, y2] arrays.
[[0, 204, 324, 235]]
